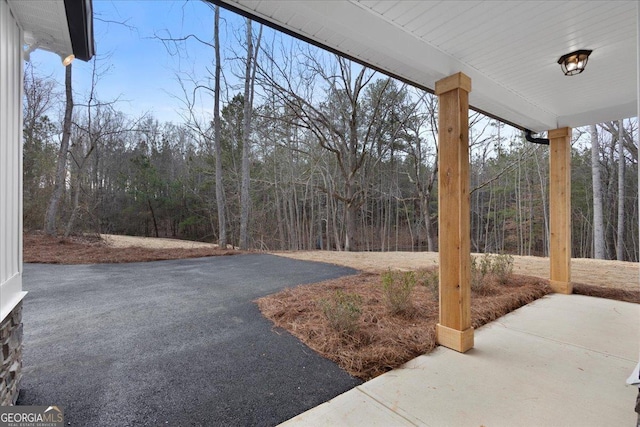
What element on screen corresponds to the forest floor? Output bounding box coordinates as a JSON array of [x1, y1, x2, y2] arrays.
[[23, 232, 239, 264], [23, 232, 639, 380]]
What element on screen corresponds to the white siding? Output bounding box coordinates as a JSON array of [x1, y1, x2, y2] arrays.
[[0, 0, 26, 322]]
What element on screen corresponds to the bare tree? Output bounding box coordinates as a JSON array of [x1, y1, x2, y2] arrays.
[[213, 5, 227, 248], [258, 48, 414, 250], [44, 63, 73, 235], [65, 57, 101, 236], [591, 124, 606, 259], [616, 119, 625, 260], [23, 64, 56, 149], [239, 19, 262, 250], [64, 56, 145, 237], [23, 65, 58, 227], [156, 5, 231, 246], [401, 92, 438, 251]]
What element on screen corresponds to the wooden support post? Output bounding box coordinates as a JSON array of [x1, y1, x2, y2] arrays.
[[548, 127, 572, 294], [435, 72, 473, 353]]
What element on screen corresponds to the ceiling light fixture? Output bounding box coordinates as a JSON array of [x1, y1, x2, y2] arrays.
[[62, 54, 75, 67], [557, 49, 592, 76]]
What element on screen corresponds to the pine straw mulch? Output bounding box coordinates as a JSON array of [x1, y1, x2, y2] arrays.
[[573, 282, 640, 304], [256, 270, 555, 380], [23, 233, 240, 264]]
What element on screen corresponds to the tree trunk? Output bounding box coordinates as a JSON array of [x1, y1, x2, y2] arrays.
[[329, 180, 341, 250], [239, 20, 253, 250], [591, 124, 606, 259], [344, 90, 360, 252], [44, 63, 73, 235], [344, 180, 357, 251], [214, 6, 227, 248], [275, 183, 286, 249], [239, 20, 262, 250], [422, 196, 435, 251], [64, 173, 81, 237], [148, 199, 159, 238], [616, 120, 625, 260]]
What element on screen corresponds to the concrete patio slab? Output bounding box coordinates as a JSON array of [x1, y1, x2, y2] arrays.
[[281, 388, 415, 427], [491, 293, 639, 361], [280, 294, 639, 427]]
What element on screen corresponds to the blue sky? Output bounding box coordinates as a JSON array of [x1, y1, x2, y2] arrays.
[[29, 1, 258, 123], [26, 1, 516, 145]]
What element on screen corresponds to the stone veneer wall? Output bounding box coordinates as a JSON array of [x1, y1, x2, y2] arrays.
[[0, 302, 23, 405]]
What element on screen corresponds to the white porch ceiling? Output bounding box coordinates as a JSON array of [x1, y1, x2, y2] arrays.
[[217, 0, 638, 132], [8, 0, 74, 59]]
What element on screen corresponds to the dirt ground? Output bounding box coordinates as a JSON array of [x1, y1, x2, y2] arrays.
[[273, 251, 639, 291], [98, 235, 638, 291], [24, 233, 238, 264], [100, 234, 225, 249]]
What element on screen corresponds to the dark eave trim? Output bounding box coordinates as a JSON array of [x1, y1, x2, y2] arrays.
[[63, 0, 95, 61], [210, 0, 529, 133]]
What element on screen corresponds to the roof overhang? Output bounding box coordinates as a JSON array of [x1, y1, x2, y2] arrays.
[[214, 1, 638, 133], [8, 0, 94, 62]]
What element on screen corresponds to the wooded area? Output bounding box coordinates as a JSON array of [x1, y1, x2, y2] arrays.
[[23, 10, 639, 261]]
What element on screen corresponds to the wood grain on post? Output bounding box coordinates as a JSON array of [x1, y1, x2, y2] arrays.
[[434, 72, 474, 353], [549, 127, 572, 294]]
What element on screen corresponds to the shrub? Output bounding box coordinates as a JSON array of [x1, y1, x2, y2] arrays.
[[417, 268, 439, 299], [381, 270, 416, 315], [470, 254, 492, 292], [321, 290, 362, 334], [471, 253, 515, 291], [492, 253, 514, 284]]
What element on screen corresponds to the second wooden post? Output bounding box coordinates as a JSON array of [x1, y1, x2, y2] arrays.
[[435, 72, 474, 353], [549, 127, 572, 294]]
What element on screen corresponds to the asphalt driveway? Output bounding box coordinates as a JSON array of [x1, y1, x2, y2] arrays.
[[18, 254, 362, 426]]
